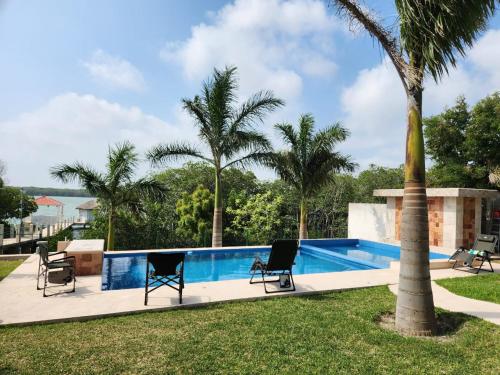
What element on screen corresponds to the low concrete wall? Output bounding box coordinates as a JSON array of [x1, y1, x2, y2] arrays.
[[348, 203, 387, 242]]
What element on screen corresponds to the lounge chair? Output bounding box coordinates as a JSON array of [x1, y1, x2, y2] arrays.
[[36, 240, 76, 297], [144, 252, 185, 305], [449, 234, 498, 274], [250, 239, 298, 293]]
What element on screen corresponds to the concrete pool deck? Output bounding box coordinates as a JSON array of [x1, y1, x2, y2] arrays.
[[0, 254, 498, 326]]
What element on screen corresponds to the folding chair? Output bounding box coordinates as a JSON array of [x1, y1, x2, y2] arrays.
[[250, 239, 298, 293], [449, 234, 498, 274], [36, 240, 76, 297], [144, 252, 185, 305]]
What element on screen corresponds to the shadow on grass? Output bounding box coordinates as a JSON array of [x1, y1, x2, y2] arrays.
[[376, 310, 475, 339], [435, 310, 474, 335]]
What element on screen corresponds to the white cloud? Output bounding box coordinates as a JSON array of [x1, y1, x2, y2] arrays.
[[339, 29, 500, 170], [0, 93, 196, 187], [160, 0, 340, 102], [83, 50, 146, 92], [467, 29, 500, 87]]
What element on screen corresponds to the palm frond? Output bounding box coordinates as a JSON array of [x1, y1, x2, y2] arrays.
[[223, 130, 272, 161], [333, 0, 409, 91], [147, 142, 213, 167], [275, 123, 298, 148], [182, 97, 211, 138], [396, 0, 496, 82], [312, 123, 350, 153], [269, 113, 354, 199], [127, 177, 169, 202], [107, 141, 138, 190], [50, 163, 109, 198], [221, 151, 274, 170], [231, 91, 284, 131]]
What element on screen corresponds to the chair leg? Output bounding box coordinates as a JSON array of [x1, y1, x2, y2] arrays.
[[249, 268, 260, 284], [289, 271, 296, 292], [262, 270, 269, 293], [487, 259, 494, 272], [43, 268, 48, 297], [144, 277, 149, 306], [37, 258, 43, 290]]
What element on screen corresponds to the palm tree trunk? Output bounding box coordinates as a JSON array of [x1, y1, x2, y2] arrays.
[[395, 88, 436, 336], [299, 198, 308, 239], [107, 207, 115, 251], [212, 170, 223, 247]]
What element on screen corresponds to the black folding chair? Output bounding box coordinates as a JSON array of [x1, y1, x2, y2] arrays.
[[36, 240, 76, 297], [250, 239, 298, 293], [145, 252, 185, 305], [449, 234, 498, 274]]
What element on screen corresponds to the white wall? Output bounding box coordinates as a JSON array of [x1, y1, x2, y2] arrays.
[[348, 203, 387, 241]]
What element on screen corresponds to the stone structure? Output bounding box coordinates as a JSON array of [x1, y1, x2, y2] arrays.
[[374, 188, 500, 249], [60, 239, 105, 276]]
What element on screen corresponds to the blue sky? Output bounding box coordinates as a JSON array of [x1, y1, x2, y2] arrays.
[[1, 0, 499, 187]]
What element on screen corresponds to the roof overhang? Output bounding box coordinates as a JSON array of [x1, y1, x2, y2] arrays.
[[373, 188, 500, 199]]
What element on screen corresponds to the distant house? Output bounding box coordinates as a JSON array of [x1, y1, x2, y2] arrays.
[[76, 199, 98, 223]]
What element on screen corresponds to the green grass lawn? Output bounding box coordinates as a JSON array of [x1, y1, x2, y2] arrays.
[[0, 260, 24, 281], [0, 286, 499, 375], [436, 273, 500, 304]]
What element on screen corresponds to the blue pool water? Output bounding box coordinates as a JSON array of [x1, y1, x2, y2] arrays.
[[101, 239, 449, 290]]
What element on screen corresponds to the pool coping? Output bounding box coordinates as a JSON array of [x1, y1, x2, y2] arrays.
[[0, 240, 461, 327]]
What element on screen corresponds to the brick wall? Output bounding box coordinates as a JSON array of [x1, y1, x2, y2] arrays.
[[394, 196, 444, 246], [462, 197, 476, 248], [427, 197, 444, 246]]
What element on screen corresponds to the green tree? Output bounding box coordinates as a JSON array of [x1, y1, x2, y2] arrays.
[[0, 187, 38, 223], [309, 174, 359, 238], [356, 164, 404, 203], [176, 185, 214, 246], [465, 92, 500, 176], [148, 66, 283, 247], [267, 114, 355, 239], [226, 191, 284, 245], [424, 96, 469, 164], [51, 142, 167, 250], [333, 0, 496, 335], [424, 92, 500, 188]]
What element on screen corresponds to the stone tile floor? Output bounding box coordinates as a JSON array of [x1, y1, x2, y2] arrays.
[[0, 254, 498, 326]]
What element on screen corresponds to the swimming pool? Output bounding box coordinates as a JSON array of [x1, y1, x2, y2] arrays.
[[101, 239, 448, 290]]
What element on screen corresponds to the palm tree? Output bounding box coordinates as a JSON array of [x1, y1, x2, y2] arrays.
[[332, 0, 496, 335], [148, 66, 284, 247], [51, 142, 167, 250], [268, 114, 355, 239]]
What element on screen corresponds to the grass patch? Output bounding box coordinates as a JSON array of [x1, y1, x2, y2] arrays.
[[0, 260, 24, 281], [436, 273, 500, 304], [0, 286, 499, 374]]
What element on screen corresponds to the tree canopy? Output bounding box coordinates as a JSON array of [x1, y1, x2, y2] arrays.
[[424, 92, 500, 188]]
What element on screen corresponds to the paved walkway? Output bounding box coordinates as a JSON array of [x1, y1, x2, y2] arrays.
[[389, 271, 500, 325], [0, 255, 498, 326]]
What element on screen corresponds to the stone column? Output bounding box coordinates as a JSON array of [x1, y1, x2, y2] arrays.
[[442, 197, 464, 249]]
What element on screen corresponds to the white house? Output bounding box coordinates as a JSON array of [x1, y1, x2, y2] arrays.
[[76, 199, 98, 223]]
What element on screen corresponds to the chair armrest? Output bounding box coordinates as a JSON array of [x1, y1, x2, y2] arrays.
[[50, 256, 76, 265], [48, 251, 68, 257]]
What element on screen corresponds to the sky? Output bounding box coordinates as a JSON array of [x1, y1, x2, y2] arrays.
[[0, 0, 499, 188]]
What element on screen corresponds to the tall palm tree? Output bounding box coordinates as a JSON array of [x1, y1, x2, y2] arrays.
[[51, 142, 167, 250], [268, 114, 355, 239], [148, 66, 284, 247], [332, 0, 496, 335]]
